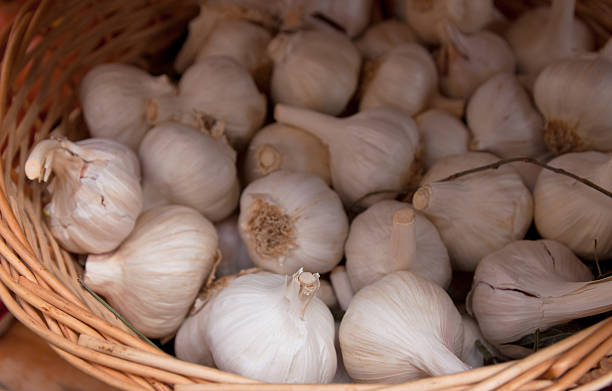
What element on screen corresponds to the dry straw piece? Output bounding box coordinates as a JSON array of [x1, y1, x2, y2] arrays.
[[0, 1, 611, 391]]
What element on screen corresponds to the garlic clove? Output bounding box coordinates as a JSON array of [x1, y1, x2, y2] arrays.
[[317, 280, 337, 308], [415, 109, 469, 169], [330, 265, 354, 312], [215, 215, 254, 278], [355, 20, 418, 60]]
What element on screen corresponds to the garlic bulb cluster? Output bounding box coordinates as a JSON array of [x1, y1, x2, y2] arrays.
[[340, 271, 469, 383], [85, 205, 219, 338], [268, 30, 361, 116], [355, 20, 417, 60], [534, 151, 612, 260], [275, 105, 420, 207], [414, 152, 533, 271], [345, 200, 451, 292], [360, 43, 438, 115], [505, 0, 594, 75], [215, 215, 253, 278], [415, 109, 469, 169], [139, 122, 239, 223], [239, 170, 348, 274], [79, 63, 176, 150], [467, 73, 545, 158], [205, 269, 337, 383], [243, 122, 331, 185], [25, 137, 142, 254]]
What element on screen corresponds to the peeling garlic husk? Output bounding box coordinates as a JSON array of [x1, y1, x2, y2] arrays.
[[243, 122, 331, 185], [215, 215, 254, 278], [239, 170, 348, 274], [415, 109, 469, 169], [355, 20, 417, 60], [25, 137, 142, 254], [534, 151, 612, 260]]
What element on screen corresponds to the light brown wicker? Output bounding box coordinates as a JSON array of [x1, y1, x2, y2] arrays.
[[0, 1, 610, 390]]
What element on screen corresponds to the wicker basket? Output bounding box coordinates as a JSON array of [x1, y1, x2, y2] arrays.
[[0, 1, 610, 390]]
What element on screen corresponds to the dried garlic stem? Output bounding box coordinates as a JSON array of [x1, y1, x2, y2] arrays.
[[25, 138, 63, 181], [390, 208, 417, 270]]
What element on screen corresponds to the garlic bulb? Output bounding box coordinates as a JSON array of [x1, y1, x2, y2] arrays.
[[317, 280, 337, 308], [355, 20, 417, 60], [206, 269, 336, 383], [345, 200, 451, 292], [275, 105, 420, 207], [239, 170, 348, 274], [505, 0, 594, 75], [467, 73, 545, 158], [147, 57, 266, 150], [509, 152, 553, 192], [268, 30, 361, 116], [79, 63, 176, 150], [243, 122, 331, 185], [25, 137, 142, 254], [139, 122, 239, 223], [534, 151, 612, 260], [282, 0, 372, 38], [340, 271, 469, 383], [215, 215, 253, 278], [436, 23, 515, 99], [360, 43, 438, 115], [415, 109, 469, 169], [414, 152, 533, 271], [468, 240, 612, 348], [461, 314, 496, 368], [333, 322, 353, 383], [533, 56, 612, 153], [85, 205, 219, 338], [330, 266, 353, 312]]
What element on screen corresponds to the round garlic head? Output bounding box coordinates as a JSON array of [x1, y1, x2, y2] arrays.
[[356, 20, 417, 60], [415, 109, 469, 169]]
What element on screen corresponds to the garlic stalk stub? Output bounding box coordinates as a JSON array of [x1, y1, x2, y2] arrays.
[[239, 170, 348, 274], [215, 215, 254, 278], [206, 269, 337, 383], [25, 137, 142, 254], [415, 109, 469, 169], [275, 105, 421, 207], [340, 271, 469, 383], [355, 20, 417, 60], [85, 205, 219, 338]]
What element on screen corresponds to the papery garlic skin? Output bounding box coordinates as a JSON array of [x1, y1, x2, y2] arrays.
[[206, 269, 336, 383], [534, 151, 612, 260], [415, 109, 469, 169], [243, 123, 331, 185], [461, 314, 496, 368], [239, 171, 348, 274], [356, 20, 417, 60], [85, 205, 219, 338], [25, 137, 142, 254], [268, 30, 361, 116], [80, 63, 176, 150], [215, 215, 253, 278], [340, 271, 469, 383], [283, 0, 372, 38]]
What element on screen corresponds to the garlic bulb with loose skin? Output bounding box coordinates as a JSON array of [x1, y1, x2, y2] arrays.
[[206, 269, 337, 383], [275, 105, 420, 207], [505, 0, 594, 75], [534, 151, 612, 260], [355, 20, 417, 60], [215, 215, 253, 278], [239, 170, 348, 274], [268, 30, 361, 116], [25, 137, 142, 254], [147, 57, 266, 150], [139, 122, 239, 223], [79, 63, 176, 150], [467, 240, 612, 349], [533, 56, 612, 154], [85, 205, 219, 338], [346, 200, 451, 292], [340, 271, 469, 383], [243, 122, 331, 185], [415, 109, 469, 169], [414, 152, 533, 271], [467, 73, 546, 158]]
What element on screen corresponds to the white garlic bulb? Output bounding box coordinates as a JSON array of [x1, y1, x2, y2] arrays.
[[340, 271, 469, 383], [360, 43, 438, 115], [139, 122, 239, 223], [436, 23, 515, 99], [85, 205, 219, 338], [239, 170, 348, 274], [505, 0, 594, 75], [355, 20, 417, 60], [206, 269, 337, 383], [415, 109, 469, 169], [346, 200, 451, 292], [25, 137, 142, 254], [243, 122, 331, 185], [414, 152, 533, 271], [268, 30, 361, 116], [282, 0, 372, 38], [317, 280, 337, 308], [461, 314, 496, 368], [533, 56, 612, 153], [79, 63, 176, 150], [534, 151, 612, 260], [330, 266, 354, 312], [467, 73, 545, 158], [147, 57, 266, 150], [215, 215, 253, 278], [275, 105, 420, 207], [509, 152, 553, 192]]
